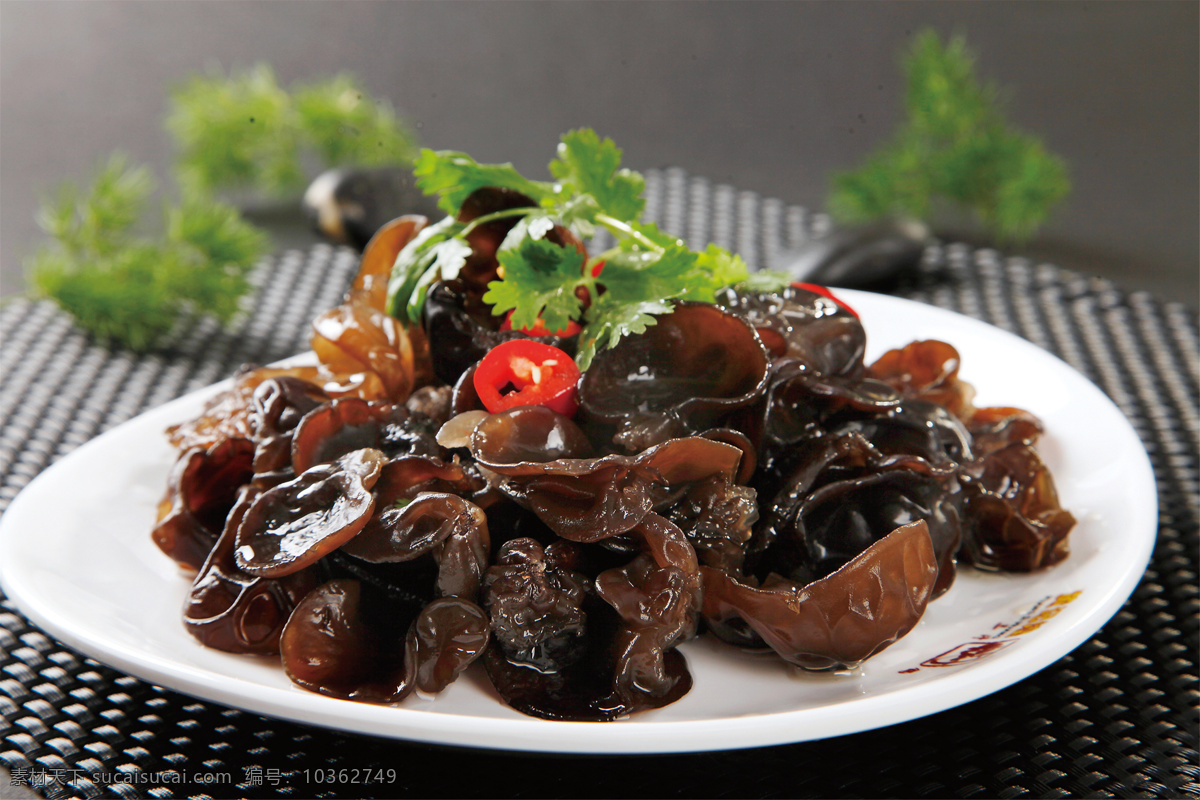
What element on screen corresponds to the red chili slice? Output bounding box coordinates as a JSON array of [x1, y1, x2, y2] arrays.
[[499, 311, 582, 338], [474, 340, 581, 417], [792, 282, 859, 319]]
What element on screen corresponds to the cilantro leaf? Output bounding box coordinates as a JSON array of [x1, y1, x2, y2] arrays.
[[405, 236, 474, 325], [548, 129, 645, 222], [576, 297, 673, 371], [510, 213, 556, 245], [626, 220, 685, 249], [426, 237, 473, 280], [684, 244, 750, 301], [600, 238, 697, 306], [414, 149, 554, 215], [599, 235, 751, 305], [736, 269, 794, 293], [385, 216, 463, 323], [484, 225, 588, 334], [553, 193, 601, 238]]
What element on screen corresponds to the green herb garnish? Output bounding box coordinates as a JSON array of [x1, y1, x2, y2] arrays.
[[167, 63, 417, 197], [389, 129, 789, 369], [413, 150, 555, 216], [27, 154, 268, 351], [828, 29, 1070, 243]]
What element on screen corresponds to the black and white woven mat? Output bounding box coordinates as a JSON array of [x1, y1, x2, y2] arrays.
[[1, 170, 1197, 799]]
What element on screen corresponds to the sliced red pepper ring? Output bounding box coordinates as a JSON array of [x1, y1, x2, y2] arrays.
[[473, 339, 581, 417], [792, 282, 859, 319], [499, 311, 582, 338]]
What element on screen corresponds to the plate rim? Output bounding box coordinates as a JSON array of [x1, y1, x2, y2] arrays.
[[0, 289, 1159, 754]]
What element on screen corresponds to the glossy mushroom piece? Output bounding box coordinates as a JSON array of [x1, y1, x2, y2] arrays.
[[184, 486, 318, 654], [165, 365, 326, 452], [341, 491, 491, 600], [349, 215, 430, 311], [484, 538, 589, 674], [718, 284, 865, 369], [702, 519, 938, 670], [290, 397, 441, 475], [235, 448, 386, 577], [753, 421, 963, 597], [578, 302, 771, 452], [280, 578, 490, 703], [960, 442, 1075, 571], [246, 376, 331, 485], [868, 339, 1047, 456], [153, 437, 256, 571], [868, 339, 974, 417], [310, 301, 419, 402], [967, 406, 1045, 456], [719, 287, 901, 455], [468, 406, 745, 543], [278, 480, 492, 701], [664, 474, 759, 574], [308, 214, 431, 401], [594, 512, 702, 711]]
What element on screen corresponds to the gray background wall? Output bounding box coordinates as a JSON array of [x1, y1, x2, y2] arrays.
[[2, 0, 1196, 306]]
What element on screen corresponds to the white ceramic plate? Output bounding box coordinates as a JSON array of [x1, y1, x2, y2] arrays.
[[0, 291, 1157, 754]]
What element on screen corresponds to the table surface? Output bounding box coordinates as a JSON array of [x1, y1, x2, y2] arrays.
[[1, 169, 1196, 799]]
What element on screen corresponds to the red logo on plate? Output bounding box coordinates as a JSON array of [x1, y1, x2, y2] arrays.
[[898, 589, 1083, 675], [920, 639, 1014, 668]]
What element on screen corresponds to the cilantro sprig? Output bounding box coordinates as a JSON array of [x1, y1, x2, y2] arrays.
[[388, 129, 789, 369], [413, 150, 555, 216]]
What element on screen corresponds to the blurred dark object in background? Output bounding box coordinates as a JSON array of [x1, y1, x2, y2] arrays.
[[776, 218, 930, 290], [304, 167, 440, 251]]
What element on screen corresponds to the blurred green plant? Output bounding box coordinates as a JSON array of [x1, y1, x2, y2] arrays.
[[829, 29, 1070, 243], [167, 63, 417, 197], [27, 154, 268, 351], [28, 64, 416, 350]]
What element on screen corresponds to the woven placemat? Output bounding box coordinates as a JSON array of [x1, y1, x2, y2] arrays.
[[1, 169, 1196, 799]]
